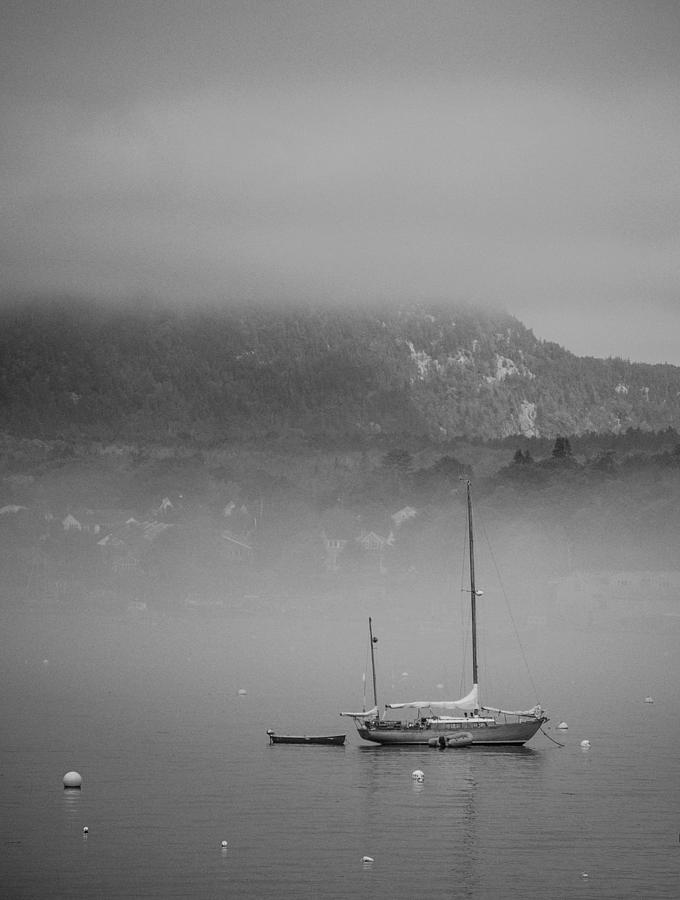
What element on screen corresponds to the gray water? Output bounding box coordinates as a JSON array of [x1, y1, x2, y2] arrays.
[[1, 601, 679, 899]]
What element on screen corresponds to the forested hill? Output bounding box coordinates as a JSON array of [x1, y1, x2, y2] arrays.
[[2, 296, 680, 444]]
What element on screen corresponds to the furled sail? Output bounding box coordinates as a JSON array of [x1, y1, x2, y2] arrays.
[[386, 684, 478, 712], [482, 704, 544, 718], [340, 706, 379, 718]]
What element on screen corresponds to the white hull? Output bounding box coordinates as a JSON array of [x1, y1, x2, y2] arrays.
[[356, 716, 547, 746]]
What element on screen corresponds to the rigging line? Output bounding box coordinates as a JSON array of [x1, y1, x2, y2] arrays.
[[476, 510, 542, 704]]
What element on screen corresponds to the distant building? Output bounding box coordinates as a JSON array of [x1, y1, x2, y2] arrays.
[[320, 508, 357, 572], [61, 514, 82, 531], [391, 506, 417, 528], [357, 529, 394, 574], [220, 532, 254, 565]]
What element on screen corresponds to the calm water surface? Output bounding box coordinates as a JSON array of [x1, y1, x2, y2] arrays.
[[1, 603, 679, 899]]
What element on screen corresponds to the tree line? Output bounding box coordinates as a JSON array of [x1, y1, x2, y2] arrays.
[[3, 296, 680, 443]]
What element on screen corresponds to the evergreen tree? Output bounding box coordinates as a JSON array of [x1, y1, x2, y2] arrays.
[[512, 449, 533, 464], [552, 435, 572, 459]]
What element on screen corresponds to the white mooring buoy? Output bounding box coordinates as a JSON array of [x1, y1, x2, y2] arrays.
[[362, 856, 374, 864], [557, 721, 568, 729], [83, 826, 88, 834], [411, 769, 424, 781], [580, 739, 591, 749], [63, 771, 82, 789], [221, 840, 228, 848]]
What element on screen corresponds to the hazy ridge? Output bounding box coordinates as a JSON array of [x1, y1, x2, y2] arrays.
[[3, 297, 680, 616], [3, 296, 680, 444]]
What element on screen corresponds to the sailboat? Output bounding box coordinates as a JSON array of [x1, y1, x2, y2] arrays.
[[341, 480, 547, 746]]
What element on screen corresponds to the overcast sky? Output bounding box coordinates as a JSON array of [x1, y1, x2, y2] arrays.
[[2, 1, 679, 363]]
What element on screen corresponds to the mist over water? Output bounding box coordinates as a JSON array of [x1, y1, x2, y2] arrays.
[[2, 585, 679, 898]]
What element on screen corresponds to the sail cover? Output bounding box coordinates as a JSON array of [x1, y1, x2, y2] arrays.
[[482, 704, 543, 718], [340, 706, 379, 718], [386, 685, 478, 712]]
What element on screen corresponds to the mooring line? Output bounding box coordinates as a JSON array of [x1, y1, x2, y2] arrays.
[[540, 726, 565, 747]]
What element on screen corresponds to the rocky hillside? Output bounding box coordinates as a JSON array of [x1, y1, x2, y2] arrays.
[[2, 296, 680, 443]]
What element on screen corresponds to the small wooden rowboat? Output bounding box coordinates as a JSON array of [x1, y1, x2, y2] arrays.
[[266, 729, 346, 746]]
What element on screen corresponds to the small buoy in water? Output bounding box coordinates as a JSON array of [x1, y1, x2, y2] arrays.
[[83, 826, 88, 834], [644, 696, 654, 703], [411, 769, 424, 781], [557, 722, 568, 729], [361, 856, 374, 863], [221, 840, 228, 848], [237, 689, 247, 695], [582, 872, 589, 878], [580, 739, 591, 749], [401, 672, 408, 678], [436, 683, 444, 690], [63, 771, 82, 789], [43, 659, 49, 665]]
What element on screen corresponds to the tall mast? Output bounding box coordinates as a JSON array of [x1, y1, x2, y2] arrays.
[[368, 616, 378, 708], [466, 480, 479, 689]]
